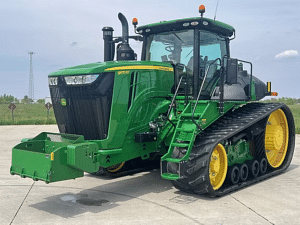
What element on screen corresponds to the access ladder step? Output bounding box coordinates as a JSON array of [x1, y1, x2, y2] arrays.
[[161, 173, 180, 180], [171, 143, 190, 148], [163, 157, 182, 163], [180, 113, 201, 118], [176, 128, 194, 133]]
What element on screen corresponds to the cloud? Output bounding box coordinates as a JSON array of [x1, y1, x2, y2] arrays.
[[275, 50, 298, 59]]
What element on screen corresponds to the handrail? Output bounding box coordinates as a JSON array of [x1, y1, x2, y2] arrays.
[[191, 58, 222, 130], [167, 76, 184, 118]]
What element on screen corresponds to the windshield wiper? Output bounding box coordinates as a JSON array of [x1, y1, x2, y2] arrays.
[[172, 32, 186, 46]]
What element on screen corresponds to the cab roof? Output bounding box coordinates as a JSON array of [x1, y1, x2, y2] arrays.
[[137, 17, 235, 37]]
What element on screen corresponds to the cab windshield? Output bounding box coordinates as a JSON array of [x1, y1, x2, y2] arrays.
[[145, 29, 227, 98], [145, 30, 194, 70]]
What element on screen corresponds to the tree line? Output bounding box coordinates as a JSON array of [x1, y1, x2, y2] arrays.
[[262, 97, 300, 105], [0, 94, 45, 104]]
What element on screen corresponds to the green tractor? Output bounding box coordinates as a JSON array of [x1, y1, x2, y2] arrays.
[[11, 5, 295, 197]]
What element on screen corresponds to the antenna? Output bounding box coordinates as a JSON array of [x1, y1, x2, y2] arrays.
[[28, 52, 34, 103], [214, 0, 219, 21]]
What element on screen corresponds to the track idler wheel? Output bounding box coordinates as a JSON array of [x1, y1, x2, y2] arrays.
[[228, 166, 240, 185], [209, 144, 228, 190], [239, 164, 248, 182], [265, 109, 289, 168]]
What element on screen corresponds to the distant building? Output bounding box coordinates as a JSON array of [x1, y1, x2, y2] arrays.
[[45, 97, 52, 104]]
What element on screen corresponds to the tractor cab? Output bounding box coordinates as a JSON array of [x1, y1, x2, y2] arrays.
[[136, 8, 268, 103], [135, 7, 255, 103]]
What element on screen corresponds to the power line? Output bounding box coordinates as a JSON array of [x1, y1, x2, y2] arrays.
[[28, 52, 34, 102]]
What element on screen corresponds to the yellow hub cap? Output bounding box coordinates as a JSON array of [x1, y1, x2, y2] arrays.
[[265, 109, 289, 168], [209, 144, 228, 190]]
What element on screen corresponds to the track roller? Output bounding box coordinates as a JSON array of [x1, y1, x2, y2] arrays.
[[259, 158, 267, 175], [247, 160, 259, 178], [239, 164, 248, 182], [228, 166, 239, 185]]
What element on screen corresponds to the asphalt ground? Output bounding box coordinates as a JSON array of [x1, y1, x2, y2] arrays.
[[1, 125, 299, 225]]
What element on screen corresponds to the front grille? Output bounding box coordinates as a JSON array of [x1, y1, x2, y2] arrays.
[[49, 72, 115, 140]]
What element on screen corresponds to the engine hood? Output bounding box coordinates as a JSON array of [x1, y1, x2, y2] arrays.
[[48, 61, 174, 77]]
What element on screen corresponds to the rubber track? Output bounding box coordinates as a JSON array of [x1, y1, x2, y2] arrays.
[[171, 103, 295, 197]]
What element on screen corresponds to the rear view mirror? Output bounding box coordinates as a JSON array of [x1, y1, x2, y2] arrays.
[[226, 58, 238, 84]]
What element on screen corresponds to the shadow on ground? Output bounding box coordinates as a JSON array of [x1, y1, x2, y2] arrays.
[[29, 169, 213, 218], [29, 164, 299, 218]]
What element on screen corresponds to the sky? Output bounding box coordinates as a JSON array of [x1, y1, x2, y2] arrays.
[[1, 0, 299, 100]]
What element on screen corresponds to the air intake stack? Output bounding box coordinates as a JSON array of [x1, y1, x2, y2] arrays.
[[102, 27, 115, 61]]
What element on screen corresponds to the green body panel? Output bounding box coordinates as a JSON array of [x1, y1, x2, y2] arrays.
[[226, 140, 253, 167], [102, 68, 173, 149], [67, 142, 100, 173], [88, 64, 175, 168]]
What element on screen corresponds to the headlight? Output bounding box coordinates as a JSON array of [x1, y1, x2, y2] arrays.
[[48, 77, 58, 86], [64, 74, 99, 85]]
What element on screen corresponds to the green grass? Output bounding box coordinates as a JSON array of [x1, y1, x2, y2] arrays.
[[0, 103, 56, 125], [289, 104, 300, 134]]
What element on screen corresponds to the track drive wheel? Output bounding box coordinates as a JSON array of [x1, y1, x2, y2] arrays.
[[209, 144, 228, 190], [265, 109, 289, 168]]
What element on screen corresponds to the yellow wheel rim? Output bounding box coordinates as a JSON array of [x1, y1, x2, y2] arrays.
[[265, 109, 289, 168], [106, 162, 125, 173], [209, 144, 228, 190]]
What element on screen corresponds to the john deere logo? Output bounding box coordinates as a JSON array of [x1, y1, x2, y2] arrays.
[[61, 98, 67, 106]]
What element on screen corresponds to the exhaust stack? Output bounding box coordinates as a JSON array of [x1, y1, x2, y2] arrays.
[[118, 13, 129, 44], [117, 12, 135, 61]]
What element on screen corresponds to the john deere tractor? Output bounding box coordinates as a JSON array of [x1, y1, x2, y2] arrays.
[[11, 5, 295, 196]]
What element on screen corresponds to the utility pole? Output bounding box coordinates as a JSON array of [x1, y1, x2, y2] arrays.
[[29, 52, 34, 103]]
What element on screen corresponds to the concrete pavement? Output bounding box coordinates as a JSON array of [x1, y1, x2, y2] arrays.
[[1, 125, 299, 225]]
